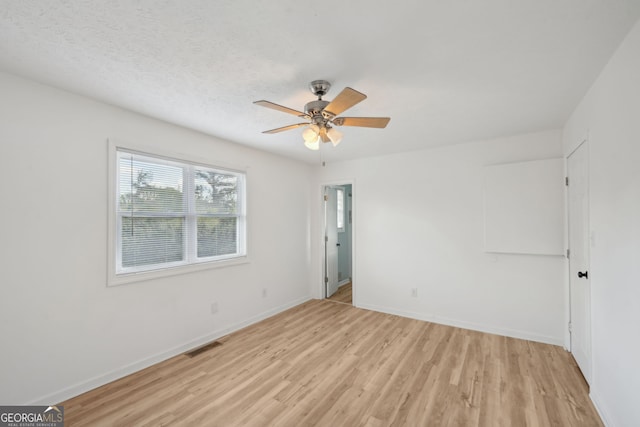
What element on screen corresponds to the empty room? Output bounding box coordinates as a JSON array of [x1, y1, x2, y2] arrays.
[[1, 1, 639, 426]]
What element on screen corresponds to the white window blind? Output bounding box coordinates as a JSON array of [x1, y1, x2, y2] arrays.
[[115, 149, 245, 275]]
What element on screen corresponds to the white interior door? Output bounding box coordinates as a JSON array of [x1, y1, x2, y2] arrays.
[[325, 188, 339, 298], [567, 141, 591, 383]]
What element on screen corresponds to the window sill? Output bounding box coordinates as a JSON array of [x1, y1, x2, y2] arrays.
[[107, 256, 250, 287]]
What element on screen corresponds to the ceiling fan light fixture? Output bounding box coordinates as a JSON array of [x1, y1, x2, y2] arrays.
[[302, 124, 319, 141], [304, 138, 320, 150], [302, 124, 321, 150], [327, 127, 343, 147]]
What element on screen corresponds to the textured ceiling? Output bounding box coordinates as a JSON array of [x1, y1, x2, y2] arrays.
[[1, 1, 639, 163]]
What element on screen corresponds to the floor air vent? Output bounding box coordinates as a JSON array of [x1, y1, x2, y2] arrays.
[[185, 341, 223, 358]]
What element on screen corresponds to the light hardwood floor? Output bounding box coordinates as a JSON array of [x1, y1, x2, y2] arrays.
[[61, 300, 601, 426], [327, 282, 352, 305]]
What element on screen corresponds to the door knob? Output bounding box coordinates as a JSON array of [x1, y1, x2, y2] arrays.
[[336, 243, 341, 246], [578, 271, 588, 279]]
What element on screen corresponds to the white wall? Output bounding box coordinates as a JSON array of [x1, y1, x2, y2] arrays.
[[563, 19, 640, 427], [313, 130, 566, 345], [0, 71, 312, 405]]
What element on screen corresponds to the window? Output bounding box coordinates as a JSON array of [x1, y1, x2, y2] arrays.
[[111, 146, 246, 282], [336, 188, 345, 232]]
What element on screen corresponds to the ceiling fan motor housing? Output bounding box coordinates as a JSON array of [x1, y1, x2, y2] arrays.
[[304, 99, 331, 125]]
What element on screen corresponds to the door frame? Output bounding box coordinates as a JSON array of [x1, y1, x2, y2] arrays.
[[319, 179, 356, 304], [565, 137, 592, 383]]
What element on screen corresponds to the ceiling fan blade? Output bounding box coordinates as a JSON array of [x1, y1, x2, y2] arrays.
[[323, 87, 367, 117], [332, 117, 391, 128], [319, 127, 330, 143], [262, 123, 309, 134], [254, 100, 308, 118]]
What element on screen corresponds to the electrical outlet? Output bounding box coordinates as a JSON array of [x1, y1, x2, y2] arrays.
[[262, 288, 268, 298], [210, 302, 219, 314], [411, 288, 418, 298]]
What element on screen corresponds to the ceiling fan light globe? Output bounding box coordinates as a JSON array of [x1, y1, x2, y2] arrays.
[[327, 127, 343, 147], [304, 138, 320, 151], [302, 125, 320, 143]]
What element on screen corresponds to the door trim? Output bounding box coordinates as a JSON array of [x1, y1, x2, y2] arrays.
[[319, 179, 356, 305]]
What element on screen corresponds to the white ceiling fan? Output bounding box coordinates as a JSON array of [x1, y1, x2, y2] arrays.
[[254, 80, 390, 150]]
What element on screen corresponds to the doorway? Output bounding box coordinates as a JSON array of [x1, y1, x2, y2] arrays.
[[567, 140, 591, 384], [323, 184, 353, 305]]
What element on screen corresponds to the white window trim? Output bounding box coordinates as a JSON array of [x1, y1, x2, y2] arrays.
[[107, 139, 250, 287]]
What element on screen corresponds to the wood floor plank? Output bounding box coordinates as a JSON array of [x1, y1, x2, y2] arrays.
[[61, 300, 602, 426], [327, 282, 352, 305]]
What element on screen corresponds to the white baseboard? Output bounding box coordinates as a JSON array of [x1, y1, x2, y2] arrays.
[[356, 302, 563, 346], [338, 279, 351, 287], [590, 389, 613, 427], [28, 296, 312, 406]]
